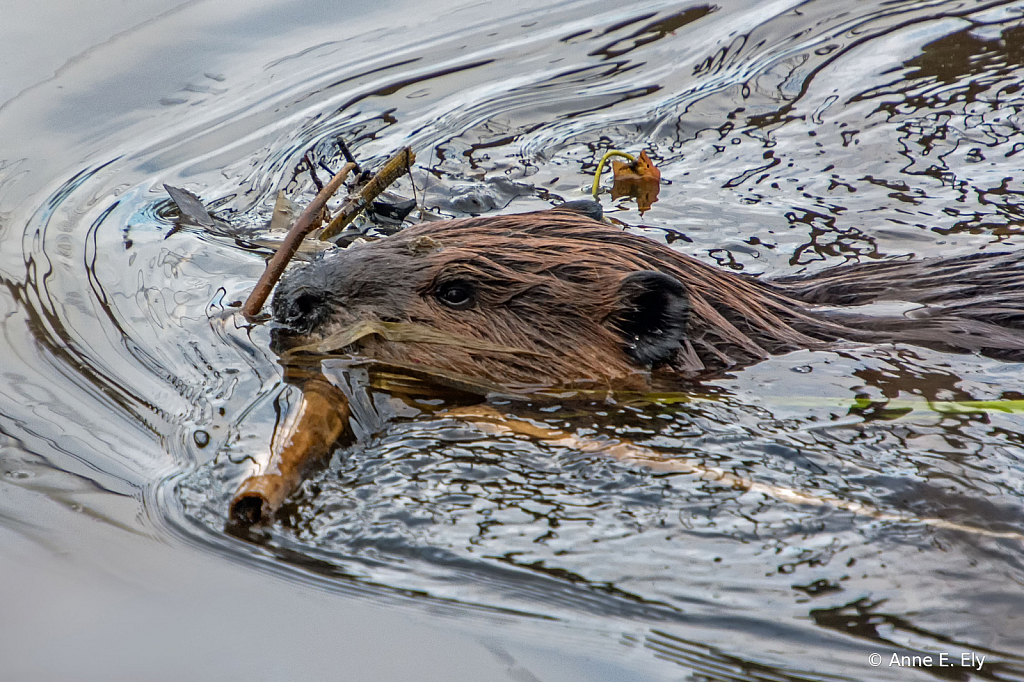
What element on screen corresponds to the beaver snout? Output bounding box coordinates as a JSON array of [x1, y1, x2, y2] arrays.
[[276, 288, 329, 333], [272, 260, 337, 335]]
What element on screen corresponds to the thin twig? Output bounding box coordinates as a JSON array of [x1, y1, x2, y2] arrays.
[[318, 161, 337, 179], [407, 164, 419, 216], [319, 147, 416, 241], [337, 137, 361, 174], [242, 162, 357, 318], [305, 152, 324, 192]]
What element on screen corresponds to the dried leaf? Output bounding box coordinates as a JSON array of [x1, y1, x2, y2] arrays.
[[164, 184, 218, 228], [269, 190, 299, 232], [610, 150, 661, 214]]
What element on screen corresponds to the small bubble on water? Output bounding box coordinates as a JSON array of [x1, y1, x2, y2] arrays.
[[791, 365, 813, 373], [4, 470, 33, 480], [194, 430, 210, 448]]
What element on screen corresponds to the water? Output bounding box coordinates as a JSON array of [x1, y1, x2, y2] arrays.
[[2, 0, 1024, 679]]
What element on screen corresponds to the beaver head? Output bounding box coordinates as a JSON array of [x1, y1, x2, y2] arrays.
[[272, 203, 698, 391]]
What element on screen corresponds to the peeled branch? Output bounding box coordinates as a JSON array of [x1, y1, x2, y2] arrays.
[[229, 378, 350, 525], [319, 147, 415, 240]]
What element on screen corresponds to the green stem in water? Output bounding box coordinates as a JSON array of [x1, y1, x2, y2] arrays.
[[591, 150, 636, 197]]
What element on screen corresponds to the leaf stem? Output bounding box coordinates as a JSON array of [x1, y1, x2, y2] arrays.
[[591, 149, 636, 197]]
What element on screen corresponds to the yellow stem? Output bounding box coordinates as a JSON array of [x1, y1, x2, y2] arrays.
[[590, 150, 636, 197]]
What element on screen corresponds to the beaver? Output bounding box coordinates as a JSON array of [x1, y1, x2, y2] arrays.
[[270, 200, 1024, 391], [229, 200, 1024, 523]]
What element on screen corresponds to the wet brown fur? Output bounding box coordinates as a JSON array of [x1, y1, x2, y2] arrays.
[[273, 207, 1024, 391]]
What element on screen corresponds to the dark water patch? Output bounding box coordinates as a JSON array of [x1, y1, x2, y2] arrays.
[[587, 6, 718, 60]]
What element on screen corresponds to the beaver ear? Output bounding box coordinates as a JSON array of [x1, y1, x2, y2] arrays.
[[607, 271, 689, 367]]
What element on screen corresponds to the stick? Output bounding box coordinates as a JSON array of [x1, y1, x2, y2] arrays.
[[230, 378, 350, 525], [242, 162, 358, 318], [336, 137, 361, 174], [448, 406, 1024, 541], [319, 147, 415, 241]]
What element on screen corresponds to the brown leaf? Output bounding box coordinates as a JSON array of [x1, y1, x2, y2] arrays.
[[610, 150, 661, 214]]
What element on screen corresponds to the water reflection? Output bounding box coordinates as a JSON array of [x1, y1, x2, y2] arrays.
[[854, 21, 1024, 239]]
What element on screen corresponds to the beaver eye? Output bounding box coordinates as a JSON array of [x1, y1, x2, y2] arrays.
[[436, 281, 475, 309]]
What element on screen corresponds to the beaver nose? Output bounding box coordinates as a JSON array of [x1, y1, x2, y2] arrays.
[[273, 288, 325, 332], [272, 274, 332, 334]]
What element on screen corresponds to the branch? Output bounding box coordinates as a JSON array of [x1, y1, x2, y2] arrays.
[[242, 162, 357, 318], [319, 147, 415, 241], [229, 378, 350, 525]]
